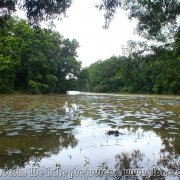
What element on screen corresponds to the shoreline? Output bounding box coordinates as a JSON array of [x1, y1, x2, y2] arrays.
[[0, 92, 180, 98]]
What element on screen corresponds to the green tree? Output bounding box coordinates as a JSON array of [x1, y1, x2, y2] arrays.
[[0, 17, 81, 94], [1, 0, 179, 42], [97, 0, 180, 42], [80, 52, 180, 94], [0, 55, 15, 93], [0, 0, 72, 26]]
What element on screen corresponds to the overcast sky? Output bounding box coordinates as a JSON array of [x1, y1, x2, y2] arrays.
[[17, 0, 140, 67], [53, 0, 141, 67]]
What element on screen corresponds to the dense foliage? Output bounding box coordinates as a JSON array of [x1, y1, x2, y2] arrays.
[[0, 0, 179, 42], [97, 0, 180, 42], [0, 0, 179, 94], [0, 17, 81, 93], [0, 17, 179, 95], [79, 49, 180, 94], [0, 0, 71, 26]]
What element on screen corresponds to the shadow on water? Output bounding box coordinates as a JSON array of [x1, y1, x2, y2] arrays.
[[0, 94, 179, 179]]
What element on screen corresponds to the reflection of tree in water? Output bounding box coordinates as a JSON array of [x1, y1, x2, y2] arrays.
[[0, 119, 79, 170], [0, 96, 81, 169], [63, 101, 79, 115], [77, 95, 180, 158], [0, 131, 78, 169], [99, 124, 180, 179], [0, 95, 179, 174], [115, 150, 144, 172], [101, 120, 180, 159], [99, 150, 145, 179], [156, 138, 180, 173], [99, 149, 178, 180]]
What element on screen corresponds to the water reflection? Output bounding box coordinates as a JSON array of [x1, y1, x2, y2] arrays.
[[63, 101, 79, 116], [0, 94, 179, 178], [98, 149, 180, 179], [77, 95, 180, 155], [0, 95, 79, 169]]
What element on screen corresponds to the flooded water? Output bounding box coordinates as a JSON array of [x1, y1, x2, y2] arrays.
[[0, 94, 180, 179]]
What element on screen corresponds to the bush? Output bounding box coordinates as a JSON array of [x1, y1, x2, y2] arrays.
[[28, 80, 40, 94], [121, 86, 135, 93], [94, 84, 110, 92], [38, 82, 49, 93], [0, 55, 15, 93], [169, 82, 180, 94], [46, 74, 58, 92]]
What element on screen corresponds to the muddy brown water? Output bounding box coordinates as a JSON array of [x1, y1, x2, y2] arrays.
[[0, 94, 179, 179]]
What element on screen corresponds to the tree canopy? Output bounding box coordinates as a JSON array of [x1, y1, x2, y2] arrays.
[[0, 17, 80, 93], [0, 0, 179, 95], [0, 0, 72, 26], [79, 50, 180, 94], [97, 0, 180, 42], [0, 0, 179, 41]]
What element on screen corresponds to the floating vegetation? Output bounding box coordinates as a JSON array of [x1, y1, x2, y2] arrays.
[[0, 94, 179, 173], [6, 131, 19, 136], [6, 149, 21, 154]]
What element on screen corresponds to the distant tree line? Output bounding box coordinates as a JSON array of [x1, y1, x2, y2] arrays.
[[79, 48, 180, 94]]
